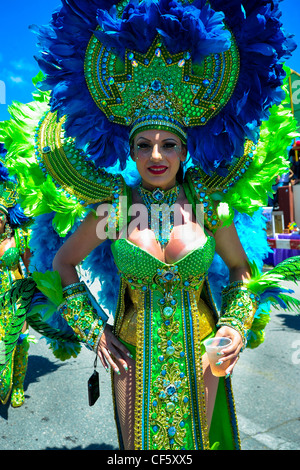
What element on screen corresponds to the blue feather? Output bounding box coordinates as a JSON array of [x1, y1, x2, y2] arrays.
[[8, 204, 31, 229], [28, 212, 80, 273], [260, 290, 291, 309], [82, 239, 120, 316]]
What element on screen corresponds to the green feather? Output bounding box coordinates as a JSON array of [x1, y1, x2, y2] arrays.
[[48, 339, 81, 361], [27, 313, 79, 344], [269, 293, 300, 311], [31, 270, 64, 307], [267, 256, 300, 283], [0, 275, 81, 366], [220, 67, 298, 220], [247, 257, 300, 295], [0, 278, 36, 371]]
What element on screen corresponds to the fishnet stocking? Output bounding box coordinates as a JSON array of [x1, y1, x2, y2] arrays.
[[113, 358, 136, 450]]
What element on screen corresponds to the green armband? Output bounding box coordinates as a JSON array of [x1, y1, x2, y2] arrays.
[[217, 281, 258, 347], [58, 282, 108, 352]]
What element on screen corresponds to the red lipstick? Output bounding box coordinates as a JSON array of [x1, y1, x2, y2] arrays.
[[148, 165, 167, 175]]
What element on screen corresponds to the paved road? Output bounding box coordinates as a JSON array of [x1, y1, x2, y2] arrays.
[[0, 282, 299, 451], [233, 280, 300, 450]]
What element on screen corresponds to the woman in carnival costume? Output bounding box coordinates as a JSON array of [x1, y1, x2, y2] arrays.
[[0, 145, 33, 407], [1, 0, 300, 450]]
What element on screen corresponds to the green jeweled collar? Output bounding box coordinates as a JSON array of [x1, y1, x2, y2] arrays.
[[137, 183, 180, 248], [138, 184, 180, 204]]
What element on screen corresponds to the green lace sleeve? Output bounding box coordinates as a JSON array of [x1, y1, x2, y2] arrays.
[[217, 281, 259, 347], [58, 281, 108, 352]]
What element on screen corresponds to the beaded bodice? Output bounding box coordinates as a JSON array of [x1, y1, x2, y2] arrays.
[[0, 247, 20, 270], [111, 235, 217, 450], [111, 236, 215, 290]]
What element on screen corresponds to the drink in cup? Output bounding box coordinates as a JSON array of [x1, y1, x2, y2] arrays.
[[203, 337, 232, 377]]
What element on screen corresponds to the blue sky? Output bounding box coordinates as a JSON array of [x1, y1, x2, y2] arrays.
[[0, 0, 299, 121]]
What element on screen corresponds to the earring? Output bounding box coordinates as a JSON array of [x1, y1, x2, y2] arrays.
[[0, 223, 12, 243], [5, 223, 12, 238]]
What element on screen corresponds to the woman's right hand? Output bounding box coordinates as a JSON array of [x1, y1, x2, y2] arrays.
[[97, 324, 132, 374]]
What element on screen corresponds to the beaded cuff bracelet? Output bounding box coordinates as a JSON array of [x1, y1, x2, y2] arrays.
[[217, 281, 258, 347], [58, 282, 108, 352]]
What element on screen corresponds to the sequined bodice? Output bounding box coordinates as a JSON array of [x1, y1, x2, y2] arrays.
[[111, 235, 217, 450], [111, 236, 215, 288], [0, 247, 20, 269]]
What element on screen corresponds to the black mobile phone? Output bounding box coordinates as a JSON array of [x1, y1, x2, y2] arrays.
[[88, 369, 100, 406]]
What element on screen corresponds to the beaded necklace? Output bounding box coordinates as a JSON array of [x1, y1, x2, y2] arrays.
[[138, 183, 180, 248]]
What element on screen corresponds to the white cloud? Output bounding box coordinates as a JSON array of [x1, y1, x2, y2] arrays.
[[9, 75, 24, 84], [0, 67, 29, 88], [10, 59, 36, 73]]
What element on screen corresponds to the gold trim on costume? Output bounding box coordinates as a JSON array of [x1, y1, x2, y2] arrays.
[[134, 289, 147, 450], [189, 290, 210, 449]]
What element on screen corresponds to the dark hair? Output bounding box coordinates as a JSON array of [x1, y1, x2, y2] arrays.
[[176, 162, 184, 184], [176, 143, 189, 184]]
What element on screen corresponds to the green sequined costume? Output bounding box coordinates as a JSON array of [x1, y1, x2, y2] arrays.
[[0, 228, 31, 406], [111, 232, 240, 450], [0, 74, 298, 446]]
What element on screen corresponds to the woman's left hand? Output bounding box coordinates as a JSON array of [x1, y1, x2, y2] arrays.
[[215, 326, 243, 376]]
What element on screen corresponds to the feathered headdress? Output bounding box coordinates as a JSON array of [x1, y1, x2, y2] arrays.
[[31, 0, 296, 174]]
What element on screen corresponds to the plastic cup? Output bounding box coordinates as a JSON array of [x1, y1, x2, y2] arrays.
[[203, 337, 232, 377]]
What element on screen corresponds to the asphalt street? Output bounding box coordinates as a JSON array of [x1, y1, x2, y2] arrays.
[[0, 281, 299, 451]]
